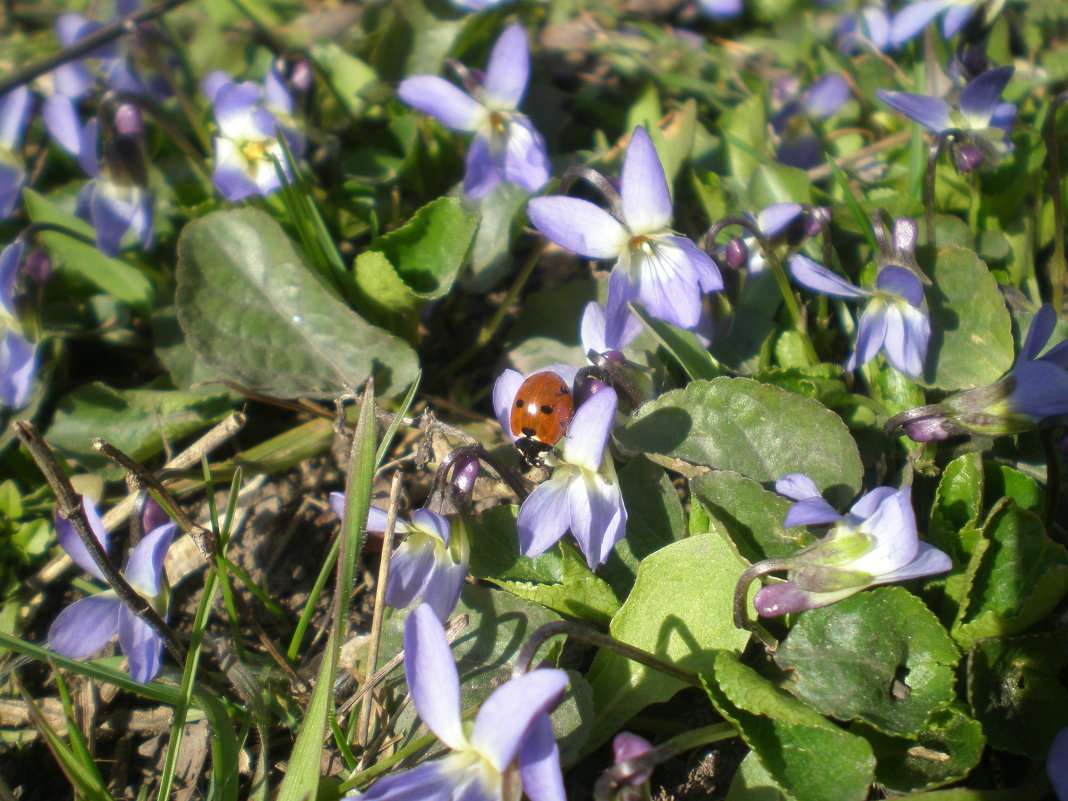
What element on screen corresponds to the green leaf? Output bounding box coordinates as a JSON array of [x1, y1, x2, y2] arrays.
[[601, 456, 688, 599], [747, 162, 813, 209], [926, 453, 986, 626], [277, 383, 376, 801], [705, 650, 875, 801], [464, 182, 527, 292], [618, 377, 862, 505], [359, 196, 480, 306], [492, 542, 620, 628], [691, 469, 812, 563], [953, 499, 1068, 648], [468, 505, 564, 583], [983, 463, 1042, 516], [892, 790, 1044, 801], [775, 587, 961, 737], [923, 246, 1014, 390], [309, 41, 375, 117], [585, 535, 751, 751], [23, 188, 153, 311], [630, 303, 721, 381], [726, 752, 792, 801], [46, 383, 232, 477], [721, 93, 767, 180], [967, 632, 1068, 758], [852, 708, 985, 794], [176, 207, 418, 398]]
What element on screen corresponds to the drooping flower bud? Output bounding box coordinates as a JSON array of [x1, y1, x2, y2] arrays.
[[725, 236, 748, 270], [953, 143, 985, 173]]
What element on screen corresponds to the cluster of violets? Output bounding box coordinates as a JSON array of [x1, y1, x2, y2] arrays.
[[4, 0, 1068, 798]]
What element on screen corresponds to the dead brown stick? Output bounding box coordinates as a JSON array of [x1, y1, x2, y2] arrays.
[[12, 422, 187, 667]]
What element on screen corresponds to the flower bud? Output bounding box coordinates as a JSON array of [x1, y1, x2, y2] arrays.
[[953, 144, 985, 173], [114, 104, 144, 137], [725, 236, 748, 270]]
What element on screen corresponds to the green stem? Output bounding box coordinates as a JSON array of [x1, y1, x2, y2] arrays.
[[437, 241, 547, 381]]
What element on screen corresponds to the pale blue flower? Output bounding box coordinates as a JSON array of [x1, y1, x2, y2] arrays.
[[494, 371, 626, 568], [528, 126, 722, 333], [48, 496, 175, 683], [753, 475, 952, 617], [789, 248, 930, 378], [398, 23, 549, 199], [0, 329, 36, 408], [350, 604, 568, 801]]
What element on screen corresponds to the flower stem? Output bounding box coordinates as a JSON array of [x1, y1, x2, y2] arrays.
[[513, 620, 702, 687], [732, 558, 795, 649], [437, 240, 547, 382]]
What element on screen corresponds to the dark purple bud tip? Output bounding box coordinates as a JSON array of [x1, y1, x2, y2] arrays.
[[114, 104, 144, 137], [142, 498, 171, 534], [611, 733, 655, 786], [725, 237, 748, 270], [450, 453, 481, 498], [953, 145, 985, 173], [574, 376, 610, 408], [290, 60, 313, 92], [24, 249, 53, 284], [902, 417, 955, 442], [804, 207, 829, 238]]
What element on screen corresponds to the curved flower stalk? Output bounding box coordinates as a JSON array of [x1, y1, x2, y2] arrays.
[[494, 370, 627, 568], [889, 0, 1006, 48], [0, 329, 37, 408], [203, 67, 303, 202], [788, 230, 930, 379], [399, 23, 549, 200], [48, 496, 176, 683], [886, 304, 1068, 441], [735, 474, 952, 621], [330, 493, 470, 621], [349, 604, 569, 801], [528, 126, 722, 334]]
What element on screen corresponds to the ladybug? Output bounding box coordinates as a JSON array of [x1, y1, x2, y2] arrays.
[[510, 371, 575, 466]]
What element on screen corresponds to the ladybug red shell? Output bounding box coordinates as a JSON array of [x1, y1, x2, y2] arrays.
[[510, 371, 574, 463]]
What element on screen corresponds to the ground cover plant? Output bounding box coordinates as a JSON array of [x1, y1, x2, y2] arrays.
[[1, 0, 1068, 799]]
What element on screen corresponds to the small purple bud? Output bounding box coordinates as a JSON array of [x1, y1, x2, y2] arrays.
[[23, 249, 53, 284], [574, 375, 610, 408], [804, 207, 829, 238], [725, 237, 748, 270], [290, 60, 313, 92], [450, 453, 480, 499], [902, 417, 956, 442], [954, 145, 985, 173], [142, 498, 171, 534], [611, 732, 655, 786], [114, 104, 144, 138], [600, 349, 626, 365]]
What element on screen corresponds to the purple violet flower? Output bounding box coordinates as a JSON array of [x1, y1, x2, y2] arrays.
[[0, 86, 32, 220], [789, 248, 930, 378], [398, 23, 550, 200], [838, 5, 892, 53], [771, 74, 851, 169], [528, 126, 722, 334], [877, 65, 1016, 172], [1, 240, 26, 319], [350, 603, 569, 801], [580, 300, 641, 358], [205, 69, 303, 202], [330, 493, 469, 621], [889, 0, 1005, 47], [494, 370, 627, 568], [0, 329, 36, 408], [697, 0, 744, 19], [752, 474, 952, 617], [886, 304, 1068, 441], [1049, 727, 1068, 801], [48, 496, 176, 683]]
